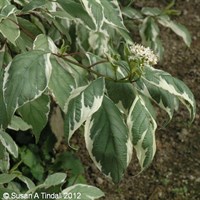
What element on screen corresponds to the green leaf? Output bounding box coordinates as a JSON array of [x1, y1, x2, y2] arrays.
[[86, 53, 129, 80], [33, 34, 58, 53], [0, 144, 10, 172], [137, 65, 196, 122], [30, 15, 45, 33], [76, 23, 90, 52], [57, 56, 88, 87], [17, 17, 42, 37], [53, 152, 84, 176], [85, 96, 132, 183], [57, 0, 95, 30], [8, 115, 31, 131], [3, 50, 52, 121], [0, 130, 18, 158], [0, 5, 17, 19], [140, 16, 164, 59], [48, 16, 71, 43], [18, 175, 35, 190], [0, 0, 10, 9], [15, 17, 42, 51], [25, 173, 66, 194], [80, 0, 104, 30], [18, 94, 50, 142], [158, 15, 191, 47], [88, 30, 109, 55], [62, 184, 104, 200], [122, 7, 143, 19], [20, 146, 44, 181], [48, 56, 76, 111], [80, 0, 126, 30], [64, 78, 105, 143], [140, 95, 157, 120], [101, 0, 127, 30], [106, 80, 135, 112], [0, 46, 5, 68], [0, 15, 20, 45], [127, 93, 157, 171], [15, 35, 30, 53], [43, 173, 66, 187], [0, 68, 8, 129], [7, 179, 21, 193], [153, 37, 164, 60], [22, 0, 47, 12], [0, 173, 17, 184], [141, 7, 162, 16], [50, 10, 74, 20], [136, 78, 179, 122]]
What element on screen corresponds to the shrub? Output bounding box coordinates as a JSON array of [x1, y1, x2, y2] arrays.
[[0, 0, 196, 199]]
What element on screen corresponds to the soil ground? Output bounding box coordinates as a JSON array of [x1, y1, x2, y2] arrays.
[[77, 1, 200, 199]]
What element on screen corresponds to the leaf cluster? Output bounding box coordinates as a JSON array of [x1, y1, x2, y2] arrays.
[[0, 0, 196, 198]]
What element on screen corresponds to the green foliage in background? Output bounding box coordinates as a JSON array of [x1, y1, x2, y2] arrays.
[[121, 0, 191, 59], [0, 0, 195, 199]]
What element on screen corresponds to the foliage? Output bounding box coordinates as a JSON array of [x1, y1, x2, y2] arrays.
[[121, 0, 191, 59], [0, 0, 196, 199]]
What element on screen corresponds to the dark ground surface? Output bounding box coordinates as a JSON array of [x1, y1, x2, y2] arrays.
[[76, 1, 200, 199]]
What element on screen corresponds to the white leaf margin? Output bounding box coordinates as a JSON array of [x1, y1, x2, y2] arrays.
[[141, 66, 196, 122], [64, 78, 105, 143], [0, 130, 18, 158], [127, 94, 157, 171], [3, 52, 52, 119], [62, 184, 104, 200]]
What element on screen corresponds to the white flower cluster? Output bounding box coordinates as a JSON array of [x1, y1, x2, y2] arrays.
[[129, 44, 158, 65]]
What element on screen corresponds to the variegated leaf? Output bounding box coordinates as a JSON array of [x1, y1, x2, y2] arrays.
[[0, 46, 5, 68], [57, 0, 95, 30], [0, 0, 10, 9], [86, 53, 116, 80], [33, 34, 58, 53], [62, 184, 104, 200], [88, 30, 109, 55], [18, 175, 35, 190], [0, 130, 18, 158], [0, 68, 8, 129], [22, 0, 47, 12], [106, 80, 135, 113], [85, 96, 132, 183], [158, 15, 191, 47], [140, 17, 164, 59], [0, 173, 17, 184], [80, 0, 127, 31], [17, 94, 50, 142], [48, 56, 76, 110], [17, 17, 42, 37], [64, 78, 105, 143], [0, 5, 17, 19], [127, 94, 157, 171], [0, 144, 10, 172], [8, 115, 31, 131], [3, 50, 52, 121], [136, 78, 179, 122], [136, 65, 196, 122], [80, 0, 104, 30], [43, 173, 66, 187], [122, 7, 143, 20], [0, 15, 20, 45], [102, 0, 127, 30], [141, 7, 162, 16], [76, 23, 90, 52], [58, 56, 88, 87]]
